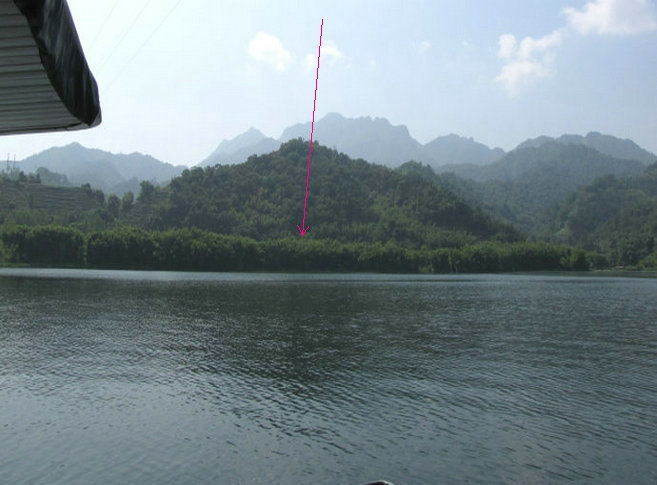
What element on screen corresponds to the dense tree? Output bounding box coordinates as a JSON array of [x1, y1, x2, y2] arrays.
[[87, 227, 157, 267], [544, 164, 657, 266], [121, 191, 134, 212], [139, 139, 520, 247], [36, 167, 70, 186], [2, 140, 652, 272], [0, 225, 84, 265], [107, 194, 120, 219], [137, 181, 155, 202], [398, 143, 648, 234], [0, 224, 605, 273]]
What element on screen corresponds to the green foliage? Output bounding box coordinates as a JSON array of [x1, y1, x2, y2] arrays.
[[81, 183, 105, 205], [107, 194, 121, 218], [398, 154, 657, 270], [137, 181, 156, 202], [0, 224, 604, 273], [545, 164, 657, 266], [0, 225, 84, 265], [87, 227, 157, 268], [121, 191, 134, 212], [399, 144, 647, 234], [144, 139, 518, 246], [438, 241, 594, 273], [2, 141, 639, 273], [153, 229, 261, 271], [36, 167, 70, 186], [1, 141, 519, 251], [637, 251, 657, 270]]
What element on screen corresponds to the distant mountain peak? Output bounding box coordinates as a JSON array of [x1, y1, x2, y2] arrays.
[[515, 132, 655, 164], [423, 133, 505, 166], [213, 127, 267, 154], [199, 114, 642, 171], [18, 143, 185, 196], [199, 113, 508, 168], [322, 112, 345, 120]]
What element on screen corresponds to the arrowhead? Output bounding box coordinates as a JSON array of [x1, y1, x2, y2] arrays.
[[296, 223, 310, 236]]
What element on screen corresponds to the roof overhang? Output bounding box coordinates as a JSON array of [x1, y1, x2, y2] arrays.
[[0, 0, 101, 135]]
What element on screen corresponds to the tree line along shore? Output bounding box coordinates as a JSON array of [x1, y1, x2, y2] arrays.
[[0, 225, 610, 273]]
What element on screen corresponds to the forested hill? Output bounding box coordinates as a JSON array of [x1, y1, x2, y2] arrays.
[[146, 139, 519, 247], [437, 141, 646, 183], [515, 132, 656, 165], [408, 142, 647, 233], [545, 163, 657, 267], [18, 143, 186, 196], [0, 140, 622, 272]]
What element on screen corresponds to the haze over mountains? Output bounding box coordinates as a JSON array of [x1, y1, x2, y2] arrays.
[[16, 143, 187, 196], [9, 113, 655, 211], [199, 112, 655, 172], [400, 141, 650, 233], [3, 114, 657, 268], [200, 112, 506, 168], [515, 132, 655, 165]]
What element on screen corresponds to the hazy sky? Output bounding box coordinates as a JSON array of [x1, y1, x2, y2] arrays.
[[2, 0, 656, 166]]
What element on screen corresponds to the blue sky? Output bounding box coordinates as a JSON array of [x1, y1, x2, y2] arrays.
[[2, 0, 656, 166]]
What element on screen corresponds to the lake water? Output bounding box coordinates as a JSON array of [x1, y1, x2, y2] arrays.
[[0, 269, 656, 484]]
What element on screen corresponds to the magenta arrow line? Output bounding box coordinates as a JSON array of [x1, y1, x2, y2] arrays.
[[297, 19, 323, 237]]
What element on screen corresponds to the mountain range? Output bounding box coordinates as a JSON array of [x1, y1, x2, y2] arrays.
[[8, 113, 656, 221], [135, 138, 518, 245], [399, 141, 649, 234], [515, 132, 655, 164], [16, 142, 187, 196], [546, 163, 657, 266], [11, 113, 656, 185], [199, 112, 506, 168], [200, 113, 656, 172], [3, 127, 657, 268]]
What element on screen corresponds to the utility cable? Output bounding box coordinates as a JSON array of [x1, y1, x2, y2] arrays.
[[104, 0, 184, 94], [96, 0, 154, 73], [88, 0, 120, 51]]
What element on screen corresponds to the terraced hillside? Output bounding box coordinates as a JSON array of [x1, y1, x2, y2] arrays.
[[0, 180, 106, 223]]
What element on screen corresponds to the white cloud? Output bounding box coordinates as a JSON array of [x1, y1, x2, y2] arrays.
[[564, 0, 657, 36], [303, 54, 316, 72], [322, 40, 343, 66], [247, 32, 292, 71], [494, 30, 564, 97], [412, 40, 431, 54], [494, 0, 656, 96], [304, 39, 343, 72], [367, 59, 377, 71], [497, 34, 517, 59]]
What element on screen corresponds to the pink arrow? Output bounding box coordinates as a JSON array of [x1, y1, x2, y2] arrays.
[[297, 19, 323, 237]]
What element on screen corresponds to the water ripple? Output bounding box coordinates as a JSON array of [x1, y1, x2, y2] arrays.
[[0, 272, 656, 483]]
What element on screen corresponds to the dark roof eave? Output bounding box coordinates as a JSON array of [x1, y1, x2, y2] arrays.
[[1, 0, 101, 135]]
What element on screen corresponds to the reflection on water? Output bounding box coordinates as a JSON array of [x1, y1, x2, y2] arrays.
[[1, 269, 656, 484]]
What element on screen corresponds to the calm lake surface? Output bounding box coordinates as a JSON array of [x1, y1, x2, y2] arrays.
[[0, 269, 656, 484]]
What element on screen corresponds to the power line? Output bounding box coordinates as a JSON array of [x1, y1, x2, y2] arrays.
[[88, 0, 120, 51], [96, 0, 154, 73], [105, 0, 184, 93]]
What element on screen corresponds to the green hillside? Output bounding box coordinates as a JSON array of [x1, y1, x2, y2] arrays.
[[1, 141, 610, 273], [399, 143, 648, 234], [140, 139, 520, 247], [473, 142, 645, 183], [545, 164, 657, 267], [0, 177, 107, 228]]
